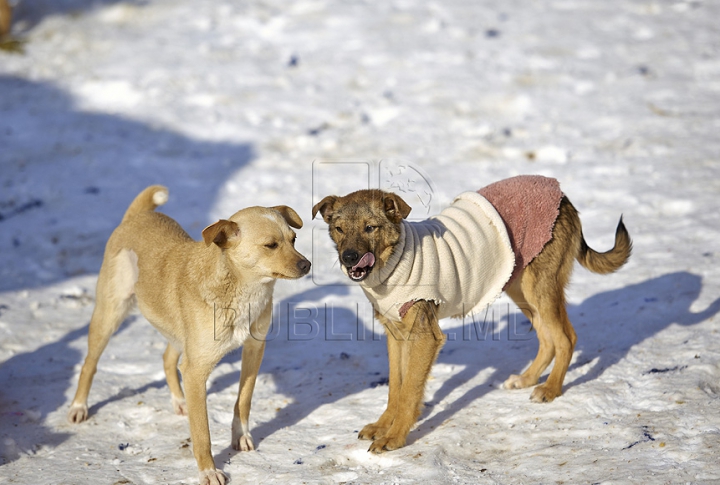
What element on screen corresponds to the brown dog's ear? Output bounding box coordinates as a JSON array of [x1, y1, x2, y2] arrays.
[[383, 193, 412, 223], [271, 205, 303, 229], [311, 195, 337, 223], [202, 219, 240, 249]]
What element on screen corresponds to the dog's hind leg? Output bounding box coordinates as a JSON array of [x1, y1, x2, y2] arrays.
[[504, 197, 581, 402], [68, 249, 138, 423], [503, 276, 555, 391], [529, 288, 576, 403]]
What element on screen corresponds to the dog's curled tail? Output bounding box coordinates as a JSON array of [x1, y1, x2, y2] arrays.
[[577, 217, 632, 274], [122, 185, 169, 222]]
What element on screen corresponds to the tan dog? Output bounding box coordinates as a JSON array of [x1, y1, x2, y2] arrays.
[[68, 185, 310, 485], [313, 176, 631, 453]]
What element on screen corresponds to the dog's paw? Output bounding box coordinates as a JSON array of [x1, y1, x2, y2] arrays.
[[198, 469, 227, 485], [67, 403, 89, 424], [530, 384, 560, 403], [368, 434, 406, 454], [232, 433, 255, 452], [503, 374, 536, 390], [172, 396, 188, 416], [358, 423, 388, 441]]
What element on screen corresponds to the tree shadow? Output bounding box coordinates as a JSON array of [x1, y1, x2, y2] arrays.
[[0, 75, 254, 292], [410, 271, 720, 443]]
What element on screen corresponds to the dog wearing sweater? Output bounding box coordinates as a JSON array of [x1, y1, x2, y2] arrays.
[[68, 186, 311, 485], [312, 175, 631, 453]]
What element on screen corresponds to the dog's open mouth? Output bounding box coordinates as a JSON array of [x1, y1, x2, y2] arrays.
[[348, 252, 375, 281]]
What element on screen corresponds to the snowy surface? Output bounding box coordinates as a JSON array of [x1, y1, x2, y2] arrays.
[[1, 0, 720, 483]]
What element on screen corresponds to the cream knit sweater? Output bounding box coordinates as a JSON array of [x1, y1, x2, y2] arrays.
[[359, 191, 515, 322]]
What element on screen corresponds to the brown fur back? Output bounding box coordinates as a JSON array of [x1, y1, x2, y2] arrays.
[[527, 197, 631, 283], [525, 197, 583, 293]]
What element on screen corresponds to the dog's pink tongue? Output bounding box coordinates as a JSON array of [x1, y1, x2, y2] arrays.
[[352, 252, 375, 270]]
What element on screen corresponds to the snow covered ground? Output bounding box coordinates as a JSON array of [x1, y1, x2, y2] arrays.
[[1, 0, 719, 483]]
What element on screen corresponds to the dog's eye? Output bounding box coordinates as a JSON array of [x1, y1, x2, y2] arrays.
[[291, 235, 297, 244], [365, 225, 375, 233], [335, 227, 344, 234], [265, 242, 278, 249]]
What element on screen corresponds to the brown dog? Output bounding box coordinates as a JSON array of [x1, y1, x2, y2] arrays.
[[0, 0, 11, 40], [68, 185, 310, 485], [312, 175, 631, 453]]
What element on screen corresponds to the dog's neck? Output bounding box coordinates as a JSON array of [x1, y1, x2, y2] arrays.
[[194, 248, 275, 346], [198, 246, 275, 305], [359, 222, 407, 289]]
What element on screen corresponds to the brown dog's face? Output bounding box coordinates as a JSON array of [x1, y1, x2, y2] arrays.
[[312, 189, 411, 282], [202, 206, 311, 281]]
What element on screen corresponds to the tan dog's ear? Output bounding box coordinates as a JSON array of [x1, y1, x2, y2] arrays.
[[202, 219, 240, 249], [383, 193, 412, 223], [271, 205, 303, 229], [312, 196, 337, 223]]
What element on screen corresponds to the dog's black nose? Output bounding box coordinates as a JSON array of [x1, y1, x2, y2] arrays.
[[341, 250, 359, 266], [297, 259, 311, 274]]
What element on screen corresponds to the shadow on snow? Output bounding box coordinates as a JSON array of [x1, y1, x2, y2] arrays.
[[413, 271, 720, 443], [0, 75, 254, 292]]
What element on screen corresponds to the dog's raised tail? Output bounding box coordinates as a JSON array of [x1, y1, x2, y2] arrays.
[[577, 216, 632, 274], [122, 185, 169, 222]]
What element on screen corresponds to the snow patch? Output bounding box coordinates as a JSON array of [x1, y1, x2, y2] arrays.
[[75, 80, 143, 110]]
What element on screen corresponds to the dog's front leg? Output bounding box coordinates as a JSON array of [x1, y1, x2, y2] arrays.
[[368, 300, 444, 454], [358, 312, 403, 441], [163, 343, 188, 415], [232, 300, 273, 451], [180, 356, 226, 485]]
